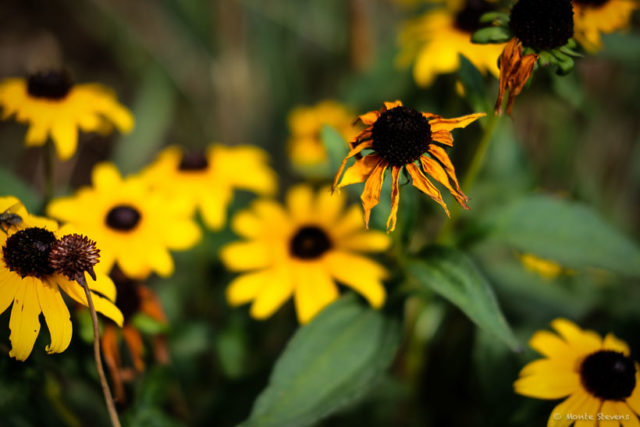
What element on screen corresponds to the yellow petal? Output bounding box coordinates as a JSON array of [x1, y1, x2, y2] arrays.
[[36, 280, 72, 354], [336, 230, 390, 252], [406, 163, 450, 216], [551, 318, 603, 356], [0, 269, 20, 316], [88, 272, 117, 302], [51, 120, 78, 161], [147, 246, 174, 277], [383, 100, 403, 110], [358, 111, 380, 125], [599, 400, 638, 427], [92, 162, 123, 191], [547, 390, 596, 427], [314, 185, 346, 226], [220, 241, 272, 272], [249, 267, 294, 320], [626, 365, 640, 415], [104, 101, 135, 133], [572, 393, 601, 427], [333, 204, 366, 237], [421, 155, 468, 208], [337, 154, 383, 188], [602, 332, 631, 356], [386, 166, 401, 232], [117, 250, 153, 280], [164, 219, 202, 250], [324, 251, 387, 308], [58, 278, 124, 326], [332, 140, 373, 190], [514, 371, 580, 400], [25, 122, 48, 146], [293, 263, 339, 324], [200, 189, 232, 230], [8, 278, 42, 360], [226, 269, 271, 306], [529, 330, 576, 360], [361, 160, 388, 228], [287, 185, 314, 223]]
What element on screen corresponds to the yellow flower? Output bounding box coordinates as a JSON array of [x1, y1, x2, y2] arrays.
[[519, 253, 564, 280], [0, 196, 123, 361], [515, 319, 640, 426], [332, 100, 484, 232], [141, 144, 277, 230], [573, 0, 639, 52], [0, 70, 134, 160], [47, 163, 202, 279], [398, 0, 506, 87], [220, 185, 391, 324], [287, 100, 360, 167]]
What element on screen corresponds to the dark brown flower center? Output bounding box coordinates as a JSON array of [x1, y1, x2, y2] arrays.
[[371, 106, 432, 167], [290, 226, 332, 259], [178, 150, 209, 171], [27, 70, 73, 100], [454, 0, 493, 33], [105, 205, 141, 232], [580, 350, 636, 400], [573, 0, 609, 6], [2, 227, 57, 278], [509, 0, 574, 50], [49, 234, 100, 281]]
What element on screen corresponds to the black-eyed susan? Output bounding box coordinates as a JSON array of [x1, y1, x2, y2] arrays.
[[397, 0, 506, 87], [220, 185, 391, 324], [287, 100, 360, 167], [0, 70, 134, 160], [141, 144, 277, 230], [472, 0, 579, 115], [0, 196, 123, 361], [47, 162, 202, 280], [573, 0, 640, 52], [101, 268, 168, 402], [332, 100, 484, 231], [515, 319, 640, 425]]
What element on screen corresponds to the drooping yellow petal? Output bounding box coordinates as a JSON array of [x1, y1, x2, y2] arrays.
[[0, 269, 20, 316], [358, 111, 380, 125], [226, 269, 271, 306], [421, 155, 468, 208], [8, 278, 42, 361], [386, 166, 401, 232], [338, 154, 383, 188], [293, 263, 339, 324], [428, 112, 485, 133], [58, 278, 124, 327], [325, 251, 387, 308], [406, 163, 450, 216], [36, 279, 72, 354], [87, 272, 117, 302], [551, 318, 602, 356], [332, 140, 373, 190], [249, 267, 294, 320], [361, 160, 388, 228], [383, 100, 403, 110], [427, 146, 466, 198], [430, 129, 454, 146]]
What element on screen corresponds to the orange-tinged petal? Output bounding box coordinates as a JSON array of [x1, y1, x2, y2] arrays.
[[8, 278, 41, 360], [101, 325, 125, 403], [428, 112, 485, 133], [332, 140, 373, 190], [406, 163, 450, 217], [358, 111, 380, 125], [123, 325, 145, 372], [361, 160, 388, 228], [383, 100, 403, 110], [505, 53, 538, 115], [338, 154, 383, 188], [386, 166, 401, 232], [430, 129, 454, 146], [421, 155, 468, 208], [427, 145, 465, 196]]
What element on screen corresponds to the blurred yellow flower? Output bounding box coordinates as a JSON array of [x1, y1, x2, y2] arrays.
[[287, 100, 360, 167], [221, 185, 390, 324], [515, 319, 640, 425], [573, 0, 639, 52], [0, 70, 134, 160], [333, 100, 484, 231], [397, 0, 505, 87], [141, 144, 277, 230], [47, 163, 202, 279], [0, 196, 123, 361], [519, 253, 563, 279]]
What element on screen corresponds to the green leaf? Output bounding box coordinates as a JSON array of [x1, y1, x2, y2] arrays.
[[243, 295, 401, 427], [407, 247, 520, 351], [478, 12, 509, 25], [471, 27, 511, 44], [130, 313, 169, 334], [483, 195, 640, 276]]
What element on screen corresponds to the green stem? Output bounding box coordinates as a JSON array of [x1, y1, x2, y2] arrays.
[[436, 112, 500, 244]]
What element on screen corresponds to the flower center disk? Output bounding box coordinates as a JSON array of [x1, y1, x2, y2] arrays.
[[2, 227, 57, 278], [290, 226, 332, 259], [371, 106, 432, 167], [178, 151, 209, 171], [106, 205, 142, 231], [27, 70, 74, 100], [580, 350, 636, 400], [509, 0, 574, 51], [454, 0, 493, 33]]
